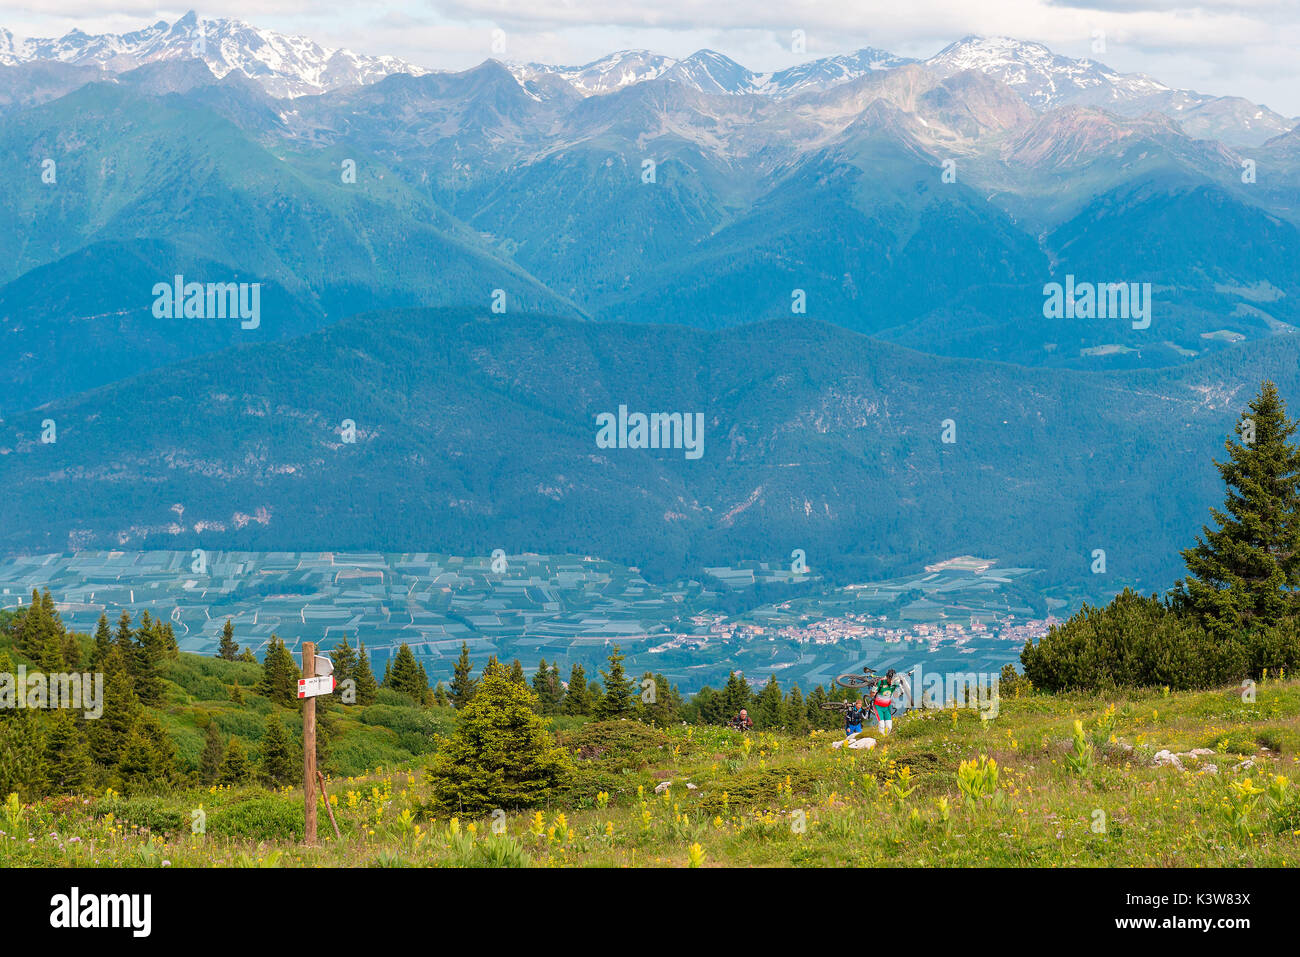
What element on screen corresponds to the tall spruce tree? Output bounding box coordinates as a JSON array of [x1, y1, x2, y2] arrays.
[[352, 641, 379, 705], [199, 721, 224, 784], [594, 646, 636, 719], [91, 614, 113, 668], [330, 634, 358, 684], [449, 641, 477, 708], [259, 714, 299, 787], [754, 675, 784, 729], [218, 619, 239, 661], [386, 643, 430, 704], [257, 637, 301, 706], [1175, 381, 1300, 634], [562, 663, 590, 715]]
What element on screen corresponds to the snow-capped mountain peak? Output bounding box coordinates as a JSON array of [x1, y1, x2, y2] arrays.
[[924, 35, 1170, 109], [1, 10, 426, 97]]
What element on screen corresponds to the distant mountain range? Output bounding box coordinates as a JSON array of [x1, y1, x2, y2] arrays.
[[1, 12, 1298, 588], [1, 13, 1294, 143]]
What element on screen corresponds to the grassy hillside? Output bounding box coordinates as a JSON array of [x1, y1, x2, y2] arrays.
[[4, 666, 1298, 867]]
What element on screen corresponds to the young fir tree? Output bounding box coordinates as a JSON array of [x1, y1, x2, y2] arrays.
[[385, 643, 430, 704], [531, 659, 562, 714], [60, 631, 82, 670], [88, 651, 138, 767], [785, 684, 810, 735], [217, 738, 254, 786], [42, 710, 90, 794], [0, 709, 46, 800], [91, 614, 113, 668], [199, 721, 224, 784], [256, 637, 301, 706], [562, 663, 590, 715], [594, 646, 636, 719], [509, 659, 527, 686], [352, 641, 379, 706], [1175, 381, 1300, 635], [218, 619, 239, 661], [753, 675, 784, 729], [330, 634, 358, 685], [433, 681, 450, 707], [721, 671, 753, 720], [424, 659, 572, 814], [636, 672, 681, 726], [117, 714, 175, 792], [114, 610, 135, 668], [259, 714, 299, 787], [449, 641, 477, 708]]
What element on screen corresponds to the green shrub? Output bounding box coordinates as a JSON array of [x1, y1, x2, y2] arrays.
[[96, 796, 188, 835], [1022, 590, 1251, 692], [207, 795, 304, 843], [556, 720, 668, 769]]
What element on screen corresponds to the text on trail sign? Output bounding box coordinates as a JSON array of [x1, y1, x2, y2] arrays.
[[298, 675, 335, 698]]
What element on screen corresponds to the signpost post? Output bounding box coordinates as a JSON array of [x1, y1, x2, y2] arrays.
[[302, 641, 317, 847]]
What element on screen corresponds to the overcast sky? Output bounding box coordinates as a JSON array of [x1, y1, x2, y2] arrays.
[[1, 1, 1297, 114]]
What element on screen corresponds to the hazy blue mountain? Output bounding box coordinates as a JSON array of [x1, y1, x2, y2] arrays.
[[5, 307, 1296, 593]]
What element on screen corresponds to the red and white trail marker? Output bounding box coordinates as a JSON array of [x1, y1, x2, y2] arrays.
[[297, 674, 335, 698]]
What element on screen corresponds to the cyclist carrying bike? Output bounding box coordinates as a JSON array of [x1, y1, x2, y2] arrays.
[[872, 669, 903, 736], [843, 700, 865, 738]]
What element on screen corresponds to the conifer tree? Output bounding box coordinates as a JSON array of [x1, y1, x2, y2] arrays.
[[259, 714, 299, 787], [0, 710, 46, 799], [532, 659, 562, 714], [257, 637, 301, 706], [218, 619, 239, 661], [91, 614, 113, 668], [330, 634, 358, 684], [594, 646, 636, 719], [199, 721, 224, 784], [433, 682, 450, 707], [721, 671, 753, 720], [385, 643, 430, 704], [425, 659, 572, 813], [217, 738, 253, 786], [509, 659, 527, 686], [60, 631, 82, 670], [754, 675, 784, 729], [88, 652, 137, 767], [449, 641, 477, 708], [352, 641, 379, 705], [42, 710, 90, 794], [562, 663, 590, 715], [117, 714, 175, 792], [785, 684, 810, 735], [1175, 381, 1300, 634]]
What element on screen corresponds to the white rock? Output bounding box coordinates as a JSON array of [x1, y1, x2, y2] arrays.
[[1153, 749, 1183, 769], [847, 737, 877, 750], [685, 783, 698, 791], [653, 781, 672, 795], [1199, 764, 1219, 775], [1187, 748, 1214, 757]]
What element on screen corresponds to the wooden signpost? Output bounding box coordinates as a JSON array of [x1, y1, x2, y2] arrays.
[[302, 641, 317, 846], [298, 646, 334, 847]]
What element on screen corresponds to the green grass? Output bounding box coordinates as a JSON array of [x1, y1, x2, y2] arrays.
[[4, 677, 1300, 867]]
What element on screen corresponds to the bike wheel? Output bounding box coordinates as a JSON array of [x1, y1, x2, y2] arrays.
[[834, 673, 875, 689]]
